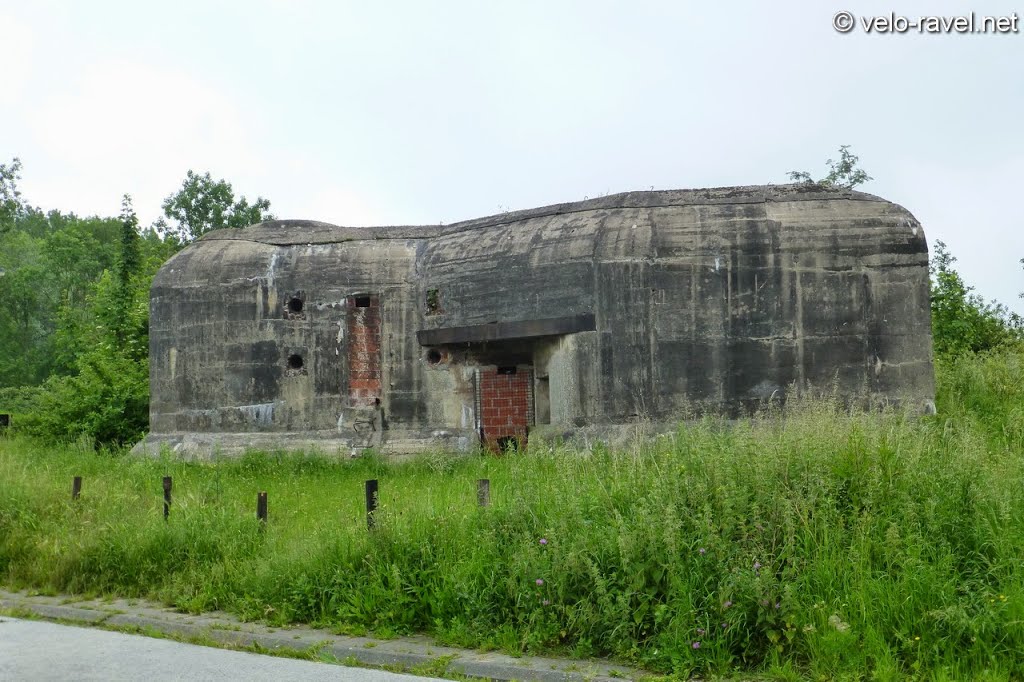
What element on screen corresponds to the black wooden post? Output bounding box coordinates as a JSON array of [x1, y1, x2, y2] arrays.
[[257, 491, 268, 525], [477, 478, 491, 507], [365, 479, 378, 529], [162, 476, 172, 520], [72, 476, 82, 500]]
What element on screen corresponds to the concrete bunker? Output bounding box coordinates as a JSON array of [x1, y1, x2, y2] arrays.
[[136, 184, 935, 458]]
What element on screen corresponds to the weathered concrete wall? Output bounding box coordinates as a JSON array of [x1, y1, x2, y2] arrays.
[[146, 235, 438, 452], [137, 185, 934, 458]]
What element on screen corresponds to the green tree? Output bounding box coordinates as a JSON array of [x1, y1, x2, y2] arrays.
[[159, 170, 274, 243], [0, 157, 24, 235], [24, 287, 150, 446], [930, 240, 1022, 356], [0, 230, 53, 385], [105, 195, 146, 351], [788, 145, 873, 189], [117, 195, 141, 288], [22, 200, 151, 446], [0, 161, 275, 445]]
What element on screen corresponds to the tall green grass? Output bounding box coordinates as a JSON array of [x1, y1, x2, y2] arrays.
[[2, 350, 1023, 680]]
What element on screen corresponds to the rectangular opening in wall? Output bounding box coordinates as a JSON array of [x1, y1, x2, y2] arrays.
[[425, 288, 440, 315], [497, 366, 517, 375], [535, 376, 550, 425], [354, 295, 371, 308]]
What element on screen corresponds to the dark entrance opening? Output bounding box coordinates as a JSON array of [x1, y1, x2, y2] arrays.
[[496, 435, 521, 453]]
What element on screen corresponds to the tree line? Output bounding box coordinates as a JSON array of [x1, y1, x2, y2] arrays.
[[0, 152, 1020, 447], [0, 160, 272, 446]]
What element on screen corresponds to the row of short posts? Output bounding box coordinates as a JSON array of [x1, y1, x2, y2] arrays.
[[364, 478, 489, 527], [68, 476, 493, 528]]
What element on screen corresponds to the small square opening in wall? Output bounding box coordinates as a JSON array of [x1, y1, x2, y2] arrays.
[[354, 296, 371, 308], [497, 366, 517, 375], [425, 288, 441, 315]]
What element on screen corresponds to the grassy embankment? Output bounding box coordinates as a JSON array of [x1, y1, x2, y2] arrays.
[[1, 350, 1023, 680]]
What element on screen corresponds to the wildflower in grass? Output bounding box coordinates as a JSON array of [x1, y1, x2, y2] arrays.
[[753, 561, 762, 572], [536, 578, 544, 586], [692, 641, 701, 649], [696, 628, 705, 635], [539, 538, 548, 545], [721, 622, 728, 629], [828, 614, 850, 633], [775, 602, 781, 609], [723, 600, 732, 609], [698, 547, 706, 555], [542, 599, 550, 606]]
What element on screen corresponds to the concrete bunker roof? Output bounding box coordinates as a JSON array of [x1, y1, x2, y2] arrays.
[[199, 183, 888, 247]]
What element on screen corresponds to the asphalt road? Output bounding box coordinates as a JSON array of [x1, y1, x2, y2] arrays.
[[0, 617, 446, 682]]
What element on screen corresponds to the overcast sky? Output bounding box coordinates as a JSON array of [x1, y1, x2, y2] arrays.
[[3, 1, 1022, 311]]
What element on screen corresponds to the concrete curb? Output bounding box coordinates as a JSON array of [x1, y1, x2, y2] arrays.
[[0, 590, 647, 682]]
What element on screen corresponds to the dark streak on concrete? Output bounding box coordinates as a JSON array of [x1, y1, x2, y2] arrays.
[[137, 184, 934, 457]]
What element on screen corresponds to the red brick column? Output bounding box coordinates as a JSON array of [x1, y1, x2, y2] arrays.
[[347, 296, 381, 407]]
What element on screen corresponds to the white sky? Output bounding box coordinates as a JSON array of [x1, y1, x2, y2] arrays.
[[3, 1, 1022, 311]]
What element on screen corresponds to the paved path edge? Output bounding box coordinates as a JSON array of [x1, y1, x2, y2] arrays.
[[0, 590, 649, 682]]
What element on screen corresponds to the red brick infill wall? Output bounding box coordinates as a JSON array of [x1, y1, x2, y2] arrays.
[[478, 368, 532, 452], [347, 296, 381, 407]]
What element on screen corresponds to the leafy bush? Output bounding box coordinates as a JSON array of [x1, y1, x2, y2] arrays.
[[930, 240, 1022, 357]]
